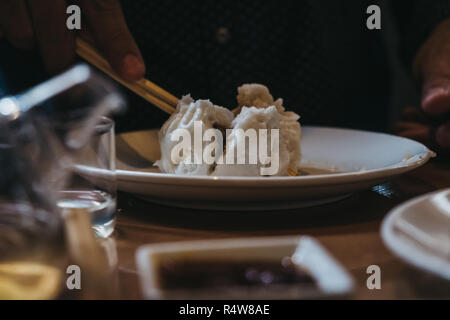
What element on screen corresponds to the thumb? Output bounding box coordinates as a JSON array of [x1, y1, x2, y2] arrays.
[[81, 0, 146, 81]]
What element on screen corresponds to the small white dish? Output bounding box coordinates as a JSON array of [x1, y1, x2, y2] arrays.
[[381, 189, 450, 280], [136, 236, 354, 300], [78, 126, 434, 210]]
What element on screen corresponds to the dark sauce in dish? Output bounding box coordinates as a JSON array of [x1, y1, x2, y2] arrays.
[[157, 257, 316, 290]]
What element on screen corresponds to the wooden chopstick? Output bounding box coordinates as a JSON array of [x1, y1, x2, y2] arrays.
[[75, 38, 177, 115]]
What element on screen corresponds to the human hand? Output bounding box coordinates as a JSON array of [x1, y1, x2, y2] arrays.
[[410, 19, 450, 150], [0, 0, 145, 81], [393, 107, 443, 152]]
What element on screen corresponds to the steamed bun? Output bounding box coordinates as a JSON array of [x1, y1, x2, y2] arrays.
[[156, 84, 302, 176], [157, 95, 233, 175]]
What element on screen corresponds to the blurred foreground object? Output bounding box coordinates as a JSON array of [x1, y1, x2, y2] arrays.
[[0, 64, 124, 299]]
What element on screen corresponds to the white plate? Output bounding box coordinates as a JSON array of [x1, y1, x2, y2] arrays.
[[136, 236, 354, 299], [381, 189, 450, 280], [81, 126, 434, 210]]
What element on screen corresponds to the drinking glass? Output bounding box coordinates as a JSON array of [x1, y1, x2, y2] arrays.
[[58, 117, 117, 238]]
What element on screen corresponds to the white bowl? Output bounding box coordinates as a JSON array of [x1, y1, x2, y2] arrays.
[[136, 236, 354, 300], [381, 189, 450, 280]]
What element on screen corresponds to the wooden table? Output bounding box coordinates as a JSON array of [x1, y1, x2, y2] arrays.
[[101, 161, 450, 300]]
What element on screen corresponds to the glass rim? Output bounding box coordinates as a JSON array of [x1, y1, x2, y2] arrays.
[[94, 116, 114, 134]]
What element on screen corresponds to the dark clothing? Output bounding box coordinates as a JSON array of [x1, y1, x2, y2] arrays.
[[120, 0, 391, 132], [1, 0, 450, 133]]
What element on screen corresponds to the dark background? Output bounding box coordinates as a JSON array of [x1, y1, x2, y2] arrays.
[[0, 1, 420, 133]]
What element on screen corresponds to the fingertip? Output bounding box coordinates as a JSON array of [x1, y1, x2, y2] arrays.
[[421, 87, 450, 115], [120, 54, 146, 81]]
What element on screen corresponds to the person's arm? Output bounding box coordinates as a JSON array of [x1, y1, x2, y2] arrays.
[[0, 0, 145, 81], [393, 1, 450, 150]]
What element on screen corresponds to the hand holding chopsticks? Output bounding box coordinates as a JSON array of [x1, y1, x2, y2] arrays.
[[75, 38, 177, 115]]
